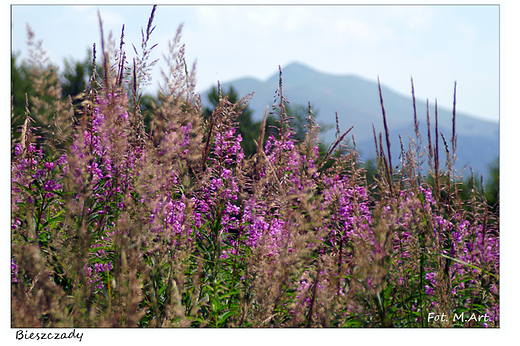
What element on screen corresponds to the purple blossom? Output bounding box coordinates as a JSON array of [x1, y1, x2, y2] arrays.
[[44, 179, 61, 192], [94, 262, 113, 274], [11, 258, 19, 283], [44, 161, 54, 172], [425, 285, 434, 295], [425, 272, 437, 287]]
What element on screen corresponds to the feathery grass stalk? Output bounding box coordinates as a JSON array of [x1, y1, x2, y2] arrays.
[[434, 100, 440, 198], [452, 81, 457, 155], [372, 123, 380, 159], [426, 99, 433, 169], [378, 77, 393, 176]]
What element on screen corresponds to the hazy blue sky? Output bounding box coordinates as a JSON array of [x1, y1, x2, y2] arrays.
[[11, 4, 499, 121]]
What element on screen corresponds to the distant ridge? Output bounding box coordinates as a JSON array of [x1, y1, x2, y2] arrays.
[[201, 62, 499, 177]]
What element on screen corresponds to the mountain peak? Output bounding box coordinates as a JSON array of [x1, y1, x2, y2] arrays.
[[280, 61, 316, 73], [266, 61, 320, 84], [201, 63, 498, 177]]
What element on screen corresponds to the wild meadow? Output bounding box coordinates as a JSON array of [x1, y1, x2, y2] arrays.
[[11, 7, 499, 328]]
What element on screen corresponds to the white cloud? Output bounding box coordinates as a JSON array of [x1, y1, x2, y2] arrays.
[[458, 22, 478, 43], [244, 7, 283, 29], [334, 18, 384, 45], [386, 6, 435, 30]]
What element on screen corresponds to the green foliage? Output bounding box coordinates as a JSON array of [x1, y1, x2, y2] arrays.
[[61, 53, 90, 104], [11, 53, 33, 133], [485, 158, 499, 213]]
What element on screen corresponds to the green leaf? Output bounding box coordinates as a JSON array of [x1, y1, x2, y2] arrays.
[[434, 253, 498, 279], [217, 310, 236, 327], [41, 209, 65, 228]]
